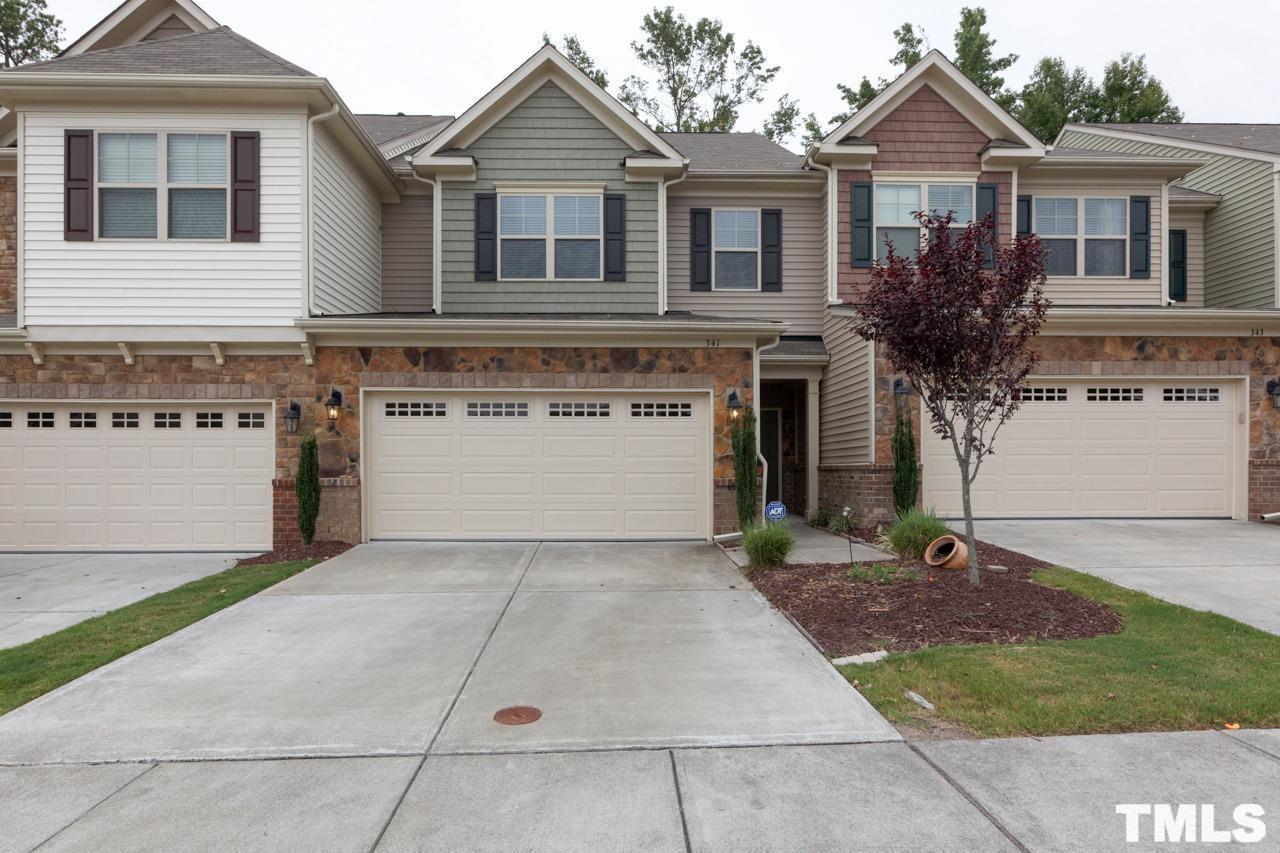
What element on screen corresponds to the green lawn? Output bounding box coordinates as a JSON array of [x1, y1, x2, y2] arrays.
[[0, 559, 316, 716], [851, 567, 1280, 738]]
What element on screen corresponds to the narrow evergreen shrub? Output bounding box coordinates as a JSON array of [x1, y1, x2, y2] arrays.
[[730, 405, 759, 530], [891, 401, 920, 516], [296, 435, 321, 546], [742, 521, 795, 569]]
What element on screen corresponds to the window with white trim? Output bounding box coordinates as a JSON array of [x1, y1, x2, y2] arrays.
[[466, 401, 529, 418], [548, 401, 611, 418], [1033, 197, 1127, 277], [712, 209, 760, 290], [1163, 387, 1221, 403], [27, 411, 54, 428], [69, 412, 97, 428], [1019, 387, 1068, 403], [196, 412, 223, 429], [237, 412, 266, 429], [498, 193, 602, 280], [874, 182, 974, 263], [154, 412, 182, 428], [630, 401, 693, 418], [97, 131, 229, 241], [1086, 387, 1143, 402], [112, 412, 140, 429], [385, 401, 447, 417]]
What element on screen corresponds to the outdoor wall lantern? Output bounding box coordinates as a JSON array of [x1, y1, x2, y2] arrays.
[[283, 401, 301, 434], [325, 389, 344, 422], [726, 389, 744, 419], [1268, 379, 1280, 409], [893, 377, 910, 396]]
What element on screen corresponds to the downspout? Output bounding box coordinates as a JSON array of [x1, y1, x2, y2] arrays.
[[658, 169, 689, 315], [305, 102, 340, 316], [410, 171, 441, 314], [755, 334, 782, 520], [804, 153, 836, 303]]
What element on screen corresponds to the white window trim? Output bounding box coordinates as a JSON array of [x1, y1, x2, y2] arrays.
[[95, 129, 231, 243], [710, 207, 762, 292], [872, 179, 976, 262], [497, 191, 604, 282], [1032, 194, 1130, 280]]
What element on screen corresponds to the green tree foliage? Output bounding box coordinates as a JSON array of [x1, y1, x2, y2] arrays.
[[1089, 52, 1184, 125], [730, 405, 759, 530], [541, 32, 609, 90], [952, 7, 1017, 110], [296, 435, 321, 546], [0, 0, 61, 68], [619, 6, 779, 132], [1014, 57, 1097, 142], [761, 93, 799, 144], [891, 399, 920, 516], [828, 23, 925, 127]]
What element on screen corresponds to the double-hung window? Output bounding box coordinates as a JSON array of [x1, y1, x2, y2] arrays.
[[712, 209, 760, 290], [498, 193, 602, 280], [1033, 197, 1127, 277], [96, 132, 229, 240], [874, 182, 974, 263]]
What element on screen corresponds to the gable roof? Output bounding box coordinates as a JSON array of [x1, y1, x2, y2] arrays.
[[817, 50, 1043, 154], [356, 114, 452, 146], [61, 0, 219, 58], [1076, 123, 1280, 157], [4, 26, 315, 77], [415, 44, 683, 164], [660, 132, 804, 172]]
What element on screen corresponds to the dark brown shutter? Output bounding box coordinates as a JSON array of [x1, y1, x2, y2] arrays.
[[64, 129, 94, 241], [474, 193, 497, 280], [1169, 229, 1188, 302], [851, 182, 873, 267], [1016, 195, 1033, 237], [603, 193, 626, 281], [690, 207, 711, 290], [230, 131, 260, 242], [761, 208, 782, 291], [977, 183, 998, 268]]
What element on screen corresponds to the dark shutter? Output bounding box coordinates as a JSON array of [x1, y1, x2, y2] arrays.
[[690, 207, 711, 290], [1016, 194, 1032, 237], [229, 131, 260, 242], [474, 192, 497, 281], [64, 129, 94, 241], [977, 183, 998, 268], [761, 208, 782, 291], [1129, 195, 1151, 279], [1169, 228, 1188, 302], [851, 182, 873, 267], [603, 193, 626, 281]]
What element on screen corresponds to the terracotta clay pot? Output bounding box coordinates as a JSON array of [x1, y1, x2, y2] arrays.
[[924, 535, 969, 570]]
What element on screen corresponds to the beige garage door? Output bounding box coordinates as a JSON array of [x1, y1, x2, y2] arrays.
[[922, 380, 1241, 518], [0, 402, 273, 550], [367, 392, 711, 540]]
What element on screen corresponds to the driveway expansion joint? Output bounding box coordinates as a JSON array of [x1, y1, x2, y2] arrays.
[[906, 743, 1031, 853], [28, 762, 158, 851]]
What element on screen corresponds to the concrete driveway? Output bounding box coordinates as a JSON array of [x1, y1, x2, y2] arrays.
[[0, 553, 247, 648], [965, 519, 1280, 633]]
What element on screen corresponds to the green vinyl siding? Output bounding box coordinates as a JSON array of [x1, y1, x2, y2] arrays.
[[441, 81, 658, 313], [1058, 129, 1276, 308]]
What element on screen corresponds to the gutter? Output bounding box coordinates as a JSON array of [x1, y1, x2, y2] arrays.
[[305, 101, 340, 316], [828, 302, 1280, 334], [754, 335, 782, 521], [295, 316, 786, 335]]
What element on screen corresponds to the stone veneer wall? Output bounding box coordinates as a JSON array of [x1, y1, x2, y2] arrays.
[[0, 177, 14, 315], [824, 334, 1280, 522], [1, 345, 754, 545]]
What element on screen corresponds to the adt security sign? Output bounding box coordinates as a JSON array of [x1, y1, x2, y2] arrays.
[[765, 501, 787, 522]]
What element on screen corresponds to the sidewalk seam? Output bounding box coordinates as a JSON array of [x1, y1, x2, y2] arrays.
[[668, 751, 693, 853], [30, 762, 159, 851], [907, 743, 1030, 853], [1220, 730, 1280, 764]]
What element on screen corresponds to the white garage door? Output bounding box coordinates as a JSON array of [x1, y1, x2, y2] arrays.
[[922, 380, 1241, 518], [0, 402, 273, 550], [367, 392, 711, 540]]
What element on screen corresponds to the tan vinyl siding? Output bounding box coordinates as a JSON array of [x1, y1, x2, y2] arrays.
[[1170, 208, 1206, 307], [381, 194, 433, 312], [1059, 129, 1276, 308], [311, 123, 381, 315], [819, 306, 872, 465], [1017, 177, 1164, 305], [21, 109, 305, 327], [666, 193, 823, 334], [441, 81, 658, 313]]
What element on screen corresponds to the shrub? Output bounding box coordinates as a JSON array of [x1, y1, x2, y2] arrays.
[[742, 521, 795, 569], [810, 506, 832, 528], [829, 515, 851, 536], [296, 435, 321, 546], [877, 508, 950, 560], [848, 562, 897, 585], [730, 405, 759, 530], [891, 401, 920, 516]]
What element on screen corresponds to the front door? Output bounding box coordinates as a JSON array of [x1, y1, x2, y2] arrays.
[[761, 408, 782, 505]]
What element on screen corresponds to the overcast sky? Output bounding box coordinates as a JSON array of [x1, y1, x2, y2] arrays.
[[57, 0, 1280, 147]]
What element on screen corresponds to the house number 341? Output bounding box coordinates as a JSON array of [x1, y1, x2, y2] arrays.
[[705, 338, 721, 347]]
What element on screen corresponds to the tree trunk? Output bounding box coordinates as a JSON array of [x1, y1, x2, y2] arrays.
[[959, 466, 981, 587]]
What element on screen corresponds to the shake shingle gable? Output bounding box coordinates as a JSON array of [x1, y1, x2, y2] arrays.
[[2, 26, 315, 77]]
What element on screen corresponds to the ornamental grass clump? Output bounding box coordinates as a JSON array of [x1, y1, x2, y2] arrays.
[[877, 508, 951, 560], [742, 521, 795, 569]]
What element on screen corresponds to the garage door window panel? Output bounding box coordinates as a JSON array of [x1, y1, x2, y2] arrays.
[[548, 401, 612, 418], [112, 412, 139, 429], [27, 412, 54, 428], [0, 412, 10, 428], [196, 412, 223, 429], [1086, 387, 1144, 403], [154, 412, 182, 429], [238, 412, 265, 429], [1163, 387, 1221, 403], [467, 401, 529, 418], [630, 401, 693, 418], [1019, 386, 1069, 403], [385, 401, 447, 417], [69, 412, 97, 429]]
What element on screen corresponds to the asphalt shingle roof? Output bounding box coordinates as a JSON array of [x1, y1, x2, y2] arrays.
[[660, 132, 806, 172], [2, 26, 315, 77], [1081, 123, 1280, 157], [355, 114, 453, 146]]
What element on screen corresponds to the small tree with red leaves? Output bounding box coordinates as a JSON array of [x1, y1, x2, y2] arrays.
[[852, 211, 1049, 586]]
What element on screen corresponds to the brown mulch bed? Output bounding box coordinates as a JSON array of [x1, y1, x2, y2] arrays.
[[236, 541, 353, 567], [750, 537, 1123, 655]]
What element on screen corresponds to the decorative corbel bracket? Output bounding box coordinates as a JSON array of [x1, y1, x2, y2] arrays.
[[24, 342, 43, 365], [116, 341, 135, 366], [210, 342, 225, 366]]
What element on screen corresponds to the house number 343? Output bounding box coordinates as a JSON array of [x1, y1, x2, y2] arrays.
[[1250, 328, 1266, 336]]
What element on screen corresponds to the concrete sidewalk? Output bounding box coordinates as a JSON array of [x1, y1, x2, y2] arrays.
[[724, 518, 894, 568]]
